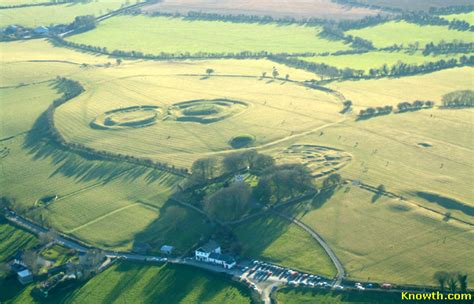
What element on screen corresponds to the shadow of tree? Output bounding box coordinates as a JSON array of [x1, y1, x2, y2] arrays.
[[131, 199, 214, 256], [22, 108, 179, 186]]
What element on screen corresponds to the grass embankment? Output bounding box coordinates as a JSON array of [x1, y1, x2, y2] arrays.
[[66, 15, 350, 55]]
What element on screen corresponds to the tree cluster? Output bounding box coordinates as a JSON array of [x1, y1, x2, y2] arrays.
[[204, 183, 252, 222], [434, 271, 468, 293], [254, 164, 315, 204], [66, 15, 97, 33], [442, 90, 474, 108]]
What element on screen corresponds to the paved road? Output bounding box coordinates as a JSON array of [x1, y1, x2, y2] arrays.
[[274, 210, 346, 285]]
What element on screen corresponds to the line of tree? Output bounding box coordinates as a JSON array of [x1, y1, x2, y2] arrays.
[[397, 100, 435, 112], [358, 106, 393, 119], [441, 90, 474, 108], [147, 10, 331, 27], [423, 41, 474, 55], [401, 11, 474, 32], [44, 77, 189, 176], [51, 36, 318, 60], [270, 55, 473, 81], [429, 5, 474, 16]]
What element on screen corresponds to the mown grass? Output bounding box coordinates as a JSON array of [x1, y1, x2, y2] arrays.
[[346, 21, 474, 48], [0, 0, 133, 28], [67, 15, 350, 55], [234, 215, 336, 277], [299, 51, 464, 73], [290, 187, 474, 286], [0, 220, 38, 262], [1, 263, 252, 304]]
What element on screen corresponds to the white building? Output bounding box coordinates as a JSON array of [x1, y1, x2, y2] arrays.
[[195, 241, 236, 269]]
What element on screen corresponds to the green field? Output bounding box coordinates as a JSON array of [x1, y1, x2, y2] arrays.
[[276, 288, 404, 304], [328, 67, 474, 109], [0, 220, 38, 261], [299, 51, 465, 73], [66, 15, 350, 55], [346, 21, 474, 48], [1, 7, 473, 299], [1, 263, 252, 303], [234, 215, 336, 277], [0, 0, 132, 28], [287, 187, 474, 286], [441, 11, 474, 25]]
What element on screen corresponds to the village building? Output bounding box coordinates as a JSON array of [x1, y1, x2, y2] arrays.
[[195, 241, 236, 269]]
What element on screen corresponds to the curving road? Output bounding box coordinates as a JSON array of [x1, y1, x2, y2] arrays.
[[273, 210, 346, 285]]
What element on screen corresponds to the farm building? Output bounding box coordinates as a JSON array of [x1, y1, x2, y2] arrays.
[[17, 269, 33, 285], [160, 245, 174, 255]]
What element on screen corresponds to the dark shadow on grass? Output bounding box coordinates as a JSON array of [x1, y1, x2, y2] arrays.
[[414, 191, 474, 217], [130, 199, 214, 256], [312, 187, 337, 209], [22, 108, 180, 186]]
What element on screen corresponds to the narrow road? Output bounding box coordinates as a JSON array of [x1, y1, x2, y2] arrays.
[[273, 210, 346, 285]]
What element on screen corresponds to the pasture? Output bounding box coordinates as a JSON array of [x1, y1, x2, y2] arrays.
[[328, 67, 474, 109], [0, 0, 132, 28], [234, 214, 336, 277], [0, 221, 38, 261], [291, 186, 474, 286], [346, 21, 474, 48], [0, 263, 252, 304], [299, 51, 464, 73], [441, 11, 474, 25], [66, 15, 350, 55], [53, 60, 341, 168], [142, 0, 382, 20]]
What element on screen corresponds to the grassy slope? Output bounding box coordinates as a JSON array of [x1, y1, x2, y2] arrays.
[[292, 187, 474, 286], [67, 15, 350, 54], [0, 0, 131, 27], [441, 12, 474, 25], [1, 263, 252, 304], [234, 215, 336, 277], [299, 51, 465, 72], [346, 21, 474, 48], [0, 220, 38, 262]]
